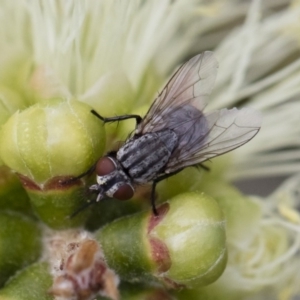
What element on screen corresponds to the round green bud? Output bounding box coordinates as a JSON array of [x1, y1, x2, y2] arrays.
[[0, 166, 32, 214], [0, 211, 41, 287], [153, 192, 227, 287], [0, 98, 105, 228], [0, 98, 105, 184], [95, 209, 153, 281], [198, 181, 261, 244], [96, 192, 227, 288], [23, 181, 93, 229], [0, 262, 52, 300]]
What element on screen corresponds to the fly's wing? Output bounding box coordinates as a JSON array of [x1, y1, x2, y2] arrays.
[[165, 107, 262, 173], [136, 51, 218, 134], [135, 51, 261, 173]]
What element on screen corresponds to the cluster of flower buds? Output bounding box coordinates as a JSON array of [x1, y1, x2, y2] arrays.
[[0, 99, 228, 299]]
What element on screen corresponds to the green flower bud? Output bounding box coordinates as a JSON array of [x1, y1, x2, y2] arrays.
[[0, 262, 52, 300], [0, 98, 105, 228], [96, 192, 227, 288], [22, 179, 93, 229], [198, 181, 261, 244], [0, 211, 41, 286], [154, 192, 227, 287], [0, 98, 105, 183], [0, 166, 32, 214]]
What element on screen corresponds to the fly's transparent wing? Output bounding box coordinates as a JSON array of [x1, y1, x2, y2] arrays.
[[134, 51, 261, 174], [165, 107, 262, 173], [136, 51, 218, 134]]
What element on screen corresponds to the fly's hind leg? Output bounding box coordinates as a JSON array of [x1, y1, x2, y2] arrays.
[[151, 169, 183, 216], [91, 109, 142, 127]]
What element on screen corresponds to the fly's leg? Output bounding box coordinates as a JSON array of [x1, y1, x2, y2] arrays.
[[151, 181, 159, 216], [91, 109, 142, 127], [151, 169, 183, 216]]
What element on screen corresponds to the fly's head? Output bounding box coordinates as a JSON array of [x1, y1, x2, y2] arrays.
[[91, 156, 134, 201]]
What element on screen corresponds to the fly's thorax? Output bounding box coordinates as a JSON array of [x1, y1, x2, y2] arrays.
[[117, 130, 178, 183]]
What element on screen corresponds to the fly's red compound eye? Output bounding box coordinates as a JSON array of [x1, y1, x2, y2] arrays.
[[113, 183, 134, 201], [96, 157, 116, 176]]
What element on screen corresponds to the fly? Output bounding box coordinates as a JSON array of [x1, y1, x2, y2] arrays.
[[72, 51, 261, 216]]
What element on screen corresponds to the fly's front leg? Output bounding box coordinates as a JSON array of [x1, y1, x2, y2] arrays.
[[91, 109, 142, 127], [151, 169, 183, 216]]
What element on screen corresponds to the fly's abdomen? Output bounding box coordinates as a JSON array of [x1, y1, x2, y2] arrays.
[[117, 130, 178, 183]]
